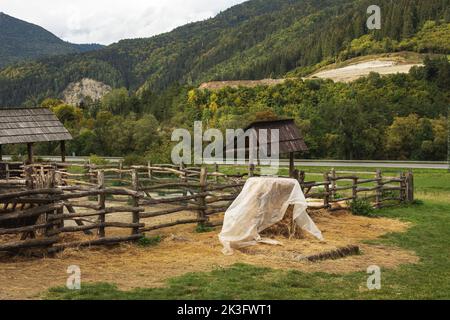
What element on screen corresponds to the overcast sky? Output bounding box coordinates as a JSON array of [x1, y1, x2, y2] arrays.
[[1, 0, 248, 45]]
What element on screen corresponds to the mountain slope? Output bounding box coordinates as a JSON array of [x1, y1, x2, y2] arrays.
[[0, 0, 449, 106], [0, 12, 103, 68]]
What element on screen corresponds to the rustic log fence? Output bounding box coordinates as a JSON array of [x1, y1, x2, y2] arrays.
[[0, 161, 414, 254], [296, 168, 414, 210]]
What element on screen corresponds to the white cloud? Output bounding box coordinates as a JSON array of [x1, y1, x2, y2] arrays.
[[1, 0, 247, 44]]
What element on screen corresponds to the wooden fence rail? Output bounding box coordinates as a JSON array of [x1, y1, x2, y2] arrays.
[[0, 162, 414, 255]]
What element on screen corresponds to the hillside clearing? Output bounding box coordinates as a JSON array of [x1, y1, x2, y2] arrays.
[[308, 59, 423, 82], [197, 58, 421, 90]]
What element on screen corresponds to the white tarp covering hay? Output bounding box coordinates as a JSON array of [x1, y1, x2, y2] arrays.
[[219, 177, 323, 255]]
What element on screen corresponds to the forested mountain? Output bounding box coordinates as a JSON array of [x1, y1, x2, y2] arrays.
[[1, 0, 449, 162], [0, 0, 449, 106], [7, 57, 448, 162], [0, 12, 103, 69]]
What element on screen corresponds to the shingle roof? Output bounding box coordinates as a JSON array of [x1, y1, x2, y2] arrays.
[[0, 108, 73, 144], [225, 119, 308, 154]]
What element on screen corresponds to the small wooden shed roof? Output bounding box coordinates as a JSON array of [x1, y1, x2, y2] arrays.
[[245, 119, 308, 154], [0, 108, 73, 145], [226, 119, 308, 154]]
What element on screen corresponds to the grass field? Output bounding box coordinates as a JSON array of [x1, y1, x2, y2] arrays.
[[45, 167, 450, 300]]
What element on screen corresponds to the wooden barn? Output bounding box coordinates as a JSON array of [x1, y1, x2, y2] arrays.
[[0, 108, 72, 163], [227, 118, 308, 176]]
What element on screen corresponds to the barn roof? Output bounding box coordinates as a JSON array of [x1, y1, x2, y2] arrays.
[[226, 119, 308, 154], [0, 108, 73, 145]]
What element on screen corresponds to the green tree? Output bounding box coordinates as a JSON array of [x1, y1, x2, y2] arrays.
[[101, 88, 131, 115], [52, 104, 81, 122], [133, 114, 160, 154], [386, 114, 421, 160]]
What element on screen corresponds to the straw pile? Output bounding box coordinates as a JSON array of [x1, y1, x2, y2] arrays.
[[262, 206, 305, 239]]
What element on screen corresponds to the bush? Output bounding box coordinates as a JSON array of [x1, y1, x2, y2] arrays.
[[348, 199, 376, 217], [146, 140, 173, 164], [382, 189, 398, 198], [10, 154, 23, 162], [123, 154, 146, 166], [67, 165, 85, 174], [138, 235, 161, 247], [89, 154, 110, 166]]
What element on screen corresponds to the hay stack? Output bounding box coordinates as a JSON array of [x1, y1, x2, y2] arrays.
[[262, 206, 305, 239]]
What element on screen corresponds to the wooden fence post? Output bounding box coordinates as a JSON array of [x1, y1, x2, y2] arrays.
[[179, 161, 188, 198], [214, 163, 219, 183], [323, 172, 330, 209], [5, 163, 9, 180], [399, 172, 406, 202], [297, 170, 306, 193], [299, 170, 305, 184], [89, 164, 96, 184], [352, 177, 358, 201], [131, 169, 141, 235], [179, 161, 185, 172], [147, 161, 153, 180], [97, 170, 106, 238], [292, 169, 300, 182], [248, 163, 255, 177], [406, 169, 414, 203], [40, 165, 45, 181], [375, 169, 382, 209], [198, 167, 208, 227], [24, 163, 33, 189], [331, 168, 336, 199], [52, 168, 64, 230], [45, 168, 61, 237], [119, 160, 123, 181]]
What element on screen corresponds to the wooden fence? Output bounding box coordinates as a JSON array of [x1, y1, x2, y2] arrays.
[[0, 161, 414, 255], [295, 167, 414, 210]]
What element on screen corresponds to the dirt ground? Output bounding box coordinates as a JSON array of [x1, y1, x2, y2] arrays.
[[0, 209, 418, 300], [308, 60, 423, 82]]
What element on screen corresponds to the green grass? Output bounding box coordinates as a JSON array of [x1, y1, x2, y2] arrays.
[[45, 168, 450, 300], [195, 224, 215, 233], [66, 165, 86, 175], [137, 235, 162, 247]]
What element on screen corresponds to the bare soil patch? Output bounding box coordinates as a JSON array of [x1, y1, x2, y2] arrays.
[[0, 210, 418, 299], [308, 59, 422, 82], [199, 79, 287, 90]]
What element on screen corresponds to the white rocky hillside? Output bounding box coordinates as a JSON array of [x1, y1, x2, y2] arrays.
[[62, 78, 111, 106]]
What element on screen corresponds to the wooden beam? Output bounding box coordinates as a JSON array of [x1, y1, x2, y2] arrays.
[[289, 152, 295, 177], [60, 140, 66, 163], [406, 169, 414, 203], [0, 237, 59, 252], [0, 144, 2, 161], [47, 234, 143, 253], [27, 143, 34, 163]]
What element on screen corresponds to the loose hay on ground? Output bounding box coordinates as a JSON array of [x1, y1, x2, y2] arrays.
[[262, 206, 305, 239], [0, 209, 418, 299]]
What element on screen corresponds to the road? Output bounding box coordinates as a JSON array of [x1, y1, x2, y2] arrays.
[[2, 156, 448, 170], [291, 160, 448, 170]]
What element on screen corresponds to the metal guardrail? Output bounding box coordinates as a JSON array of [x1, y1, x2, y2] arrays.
[[1, 156, 448, 169]]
